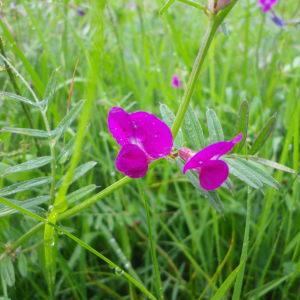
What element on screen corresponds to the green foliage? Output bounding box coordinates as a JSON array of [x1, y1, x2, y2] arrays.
[[160, 103, 184, 148], [235, 100, 249, 152], [206, 108, 224, 142], [0, 256, 15, 288], [250, 113, 277, 155], [0, 0, 298, 299], [183, 106, 206, 148], [2, 157, 52, 177]]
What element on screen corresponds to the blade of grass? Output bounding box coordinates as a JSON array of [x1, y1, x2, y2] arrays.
[[232, 189, 251, 299]]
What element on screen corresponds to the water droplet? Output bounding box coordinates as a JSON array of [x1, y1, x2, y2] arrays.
[[114, 267, 124, 276], [124, 262, 131, 270], [57, 229, 64, 236], [45, 238, 55, 247]]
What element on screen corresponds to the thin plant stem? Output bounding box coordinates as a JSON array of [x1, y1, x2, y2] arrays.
[[9, 176, 132, 251], [171, 19, 217, 137], [171, 0, 239, 136], [140, 185, 164, 300], [0, 197, 156, 300], [178, 0, 206, 11]]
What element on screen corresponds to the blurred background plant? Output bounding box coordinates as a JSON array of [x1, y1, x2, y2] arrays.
[[0, 0, 299, 299]]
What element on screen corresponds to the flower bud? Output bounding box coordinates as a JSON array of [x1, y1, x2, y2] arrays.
[[178, 147, 195, 162], [214, 0, 231, 13]]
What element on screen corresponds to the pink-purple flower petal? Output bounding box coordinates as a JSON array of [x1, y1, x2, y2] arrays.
[[108, 107, 134, 146], [183, 133, 242, 173], [115, 144, 149, 178], [258, 0, 278, 13], [130, 111, 173, 159], [199, 160, 229, 190]]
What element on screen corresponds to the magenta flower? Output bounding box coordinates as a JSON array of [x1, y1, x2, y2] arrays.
[[258, 0, 278, 13], [108, 107, 173, 178], [171, 75, 182, 89], [179, 133, 242, 191]]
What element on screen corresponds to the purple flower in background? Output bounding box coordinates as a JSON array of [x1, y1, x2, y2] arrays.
[[171, 75, 182, 89], [108, 107, 173, 178], [179, 133, 242, 190], [76, 7, 86, 16], [271, 13, 285, 27], [258, 0, 278, 13]]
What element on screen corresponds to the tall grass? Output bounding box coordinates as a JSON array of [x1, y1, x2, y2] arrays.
[[0, 1, 299, 299]]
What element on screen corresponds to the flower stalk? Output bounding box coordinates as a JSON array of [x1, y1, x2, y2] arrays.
[[172, 0, 239, 137]]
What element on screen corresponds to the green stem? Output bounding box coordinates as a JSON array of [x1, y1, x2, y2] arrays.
[[60, 228, 157, 300], [178, 0, 206, 11], [12, 223, 44, 249], [0, 197, 156, 300], [140, 185, 164, 300], [60, 176, 132, 220], [171, 18, 218, 137], [10, 177, 132, 250]]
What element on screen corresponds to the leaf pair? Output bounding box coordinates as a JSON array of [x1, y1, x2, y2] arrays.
[[1, 100, 85, 141]]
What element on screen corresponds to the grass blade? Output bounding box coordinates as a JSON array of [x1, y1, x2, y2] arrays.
[[232, 189, 251, 299], [250, 114, 277, 155], [159, 0, 176, 15], [235, 100, 249, 152], [211, 263, 242, 300]]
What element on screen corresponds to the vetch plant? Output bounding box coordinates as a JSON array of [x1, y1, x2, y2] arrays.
[[0, 1, 298, 299]]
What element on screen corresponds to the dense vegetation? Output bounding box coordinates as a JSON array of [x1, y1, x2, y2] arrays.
[[0, 1, 299, 299]]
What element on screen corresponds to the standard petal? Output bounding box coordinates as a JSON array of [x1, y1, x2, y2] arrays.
[[199, 160, 229, 191], [115, 144, 148, 178], [130, 111, 173, 159], [107, 107, 134, 146], [183, 133, 242, 173]]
